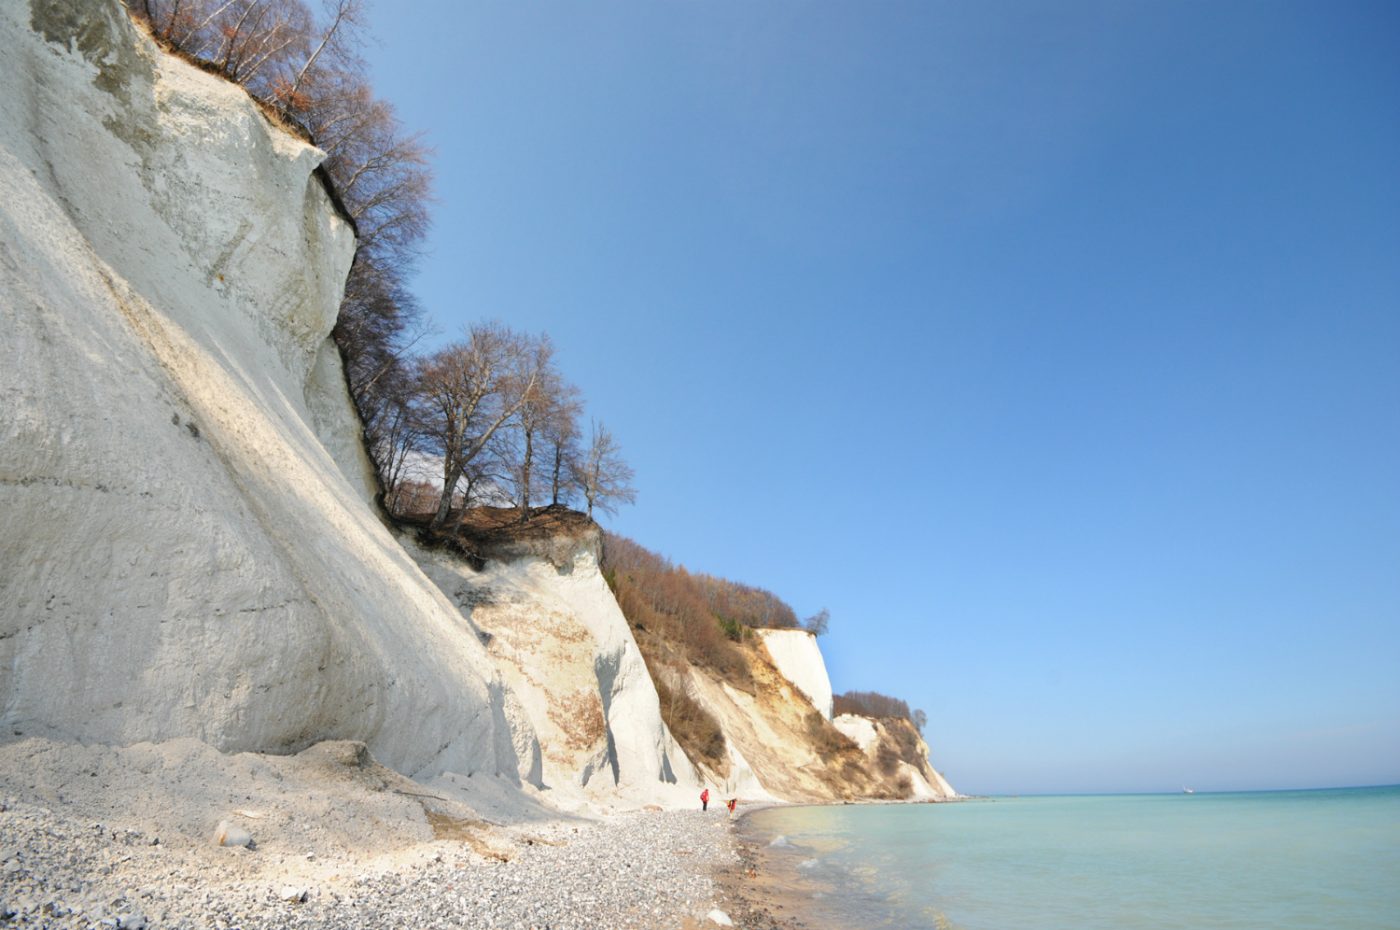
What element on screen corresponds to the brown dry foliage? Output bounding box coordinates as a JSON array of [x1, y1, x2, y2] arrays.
[[875, 741, 900, 777], [886, 717, 924, 760], [600, 532, 905, 795], [651, 671, 727, 774], [599, 532, 797, 776], [601, 532, 799, 681], [603, 535, 756, 690], [834, 690, 915, 723], [803, 709, 858, 761]]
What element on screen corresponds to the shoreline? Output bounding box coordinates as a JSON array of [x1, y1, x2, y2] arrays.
[[0, 734, 962, 929], [713, 821, 819, 930], [717, 796, 967, 930]]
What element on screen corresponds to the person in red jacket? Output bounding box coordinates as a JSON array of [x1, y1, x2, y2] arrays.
[[700, 788, 710, 811]]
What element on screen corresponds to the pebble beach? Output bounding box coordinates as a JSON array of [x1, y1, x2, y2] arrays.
[[0, 797, 745, 930], [0, 738, 753, 930]]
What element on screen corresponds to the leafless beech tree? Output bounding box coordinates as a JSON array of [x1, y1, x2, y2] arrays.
[[833, 691, 916, 723], [542, 384, 583, 506], [415, 324, 541, 530], [512, 338, 588, 519], [131, 0, 358, 106], [575, 420, 636, 520], [374, 390, 421, 513], [460, 425, 519, 510]]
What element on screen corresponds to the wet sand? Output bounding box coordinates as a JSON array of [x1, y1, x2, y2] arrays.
[[715, 807, 846, 930]]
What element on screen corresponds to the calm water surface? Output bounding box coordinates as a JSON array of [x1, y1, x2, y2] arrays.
[[744, 786, 1400, 930]]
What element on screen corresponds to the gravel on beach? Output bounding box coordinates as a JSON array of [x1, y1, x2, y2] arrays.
[[0, 796, 740, 930]]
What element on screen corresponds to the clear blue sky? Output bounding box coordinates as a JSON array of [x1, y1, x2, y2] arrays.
[[362, 0, 1400, 794]]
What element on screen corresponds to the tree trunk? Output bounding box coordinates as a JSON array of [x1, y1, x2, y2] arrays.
[[519, 429, 533, 523], [430, 465, 460, 530]]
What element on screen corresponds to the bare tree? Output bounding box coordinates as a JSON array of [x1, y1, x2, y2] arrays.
[[133, 1, 318, 96], [574, 420, 636, 520], [511, 335, 556, 520], [512, 339, 585, 520], [460, 423, 519, 510], [280, 0, 362, 106], [543, 384, 583, 506], [803, 608, 830, 637], [415, 323, 541, 530], [375, 391, 421, 513]]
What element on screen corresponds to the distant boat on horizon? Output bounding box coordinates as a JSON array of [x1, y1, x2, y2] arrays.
[[1183, 786, 1195, 794]]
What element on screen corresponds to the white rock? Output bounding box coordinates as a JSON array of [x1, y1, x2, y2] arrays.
[[754, 629, 834, 719], [213, 821, 251, 848], [277, 886, 307, 903], [412, 540, 703, 804], [0, 0, 515, 782], [833, 714, 880, 752], [706, 909, 734, 926]]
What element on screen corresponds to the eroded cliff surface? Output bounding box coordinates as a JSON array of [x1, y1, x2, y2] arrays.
[[675, 649, 957, 802], [755, 628, 834, 720], [410, 525, 703, 809], [0, 0, 516, 780]]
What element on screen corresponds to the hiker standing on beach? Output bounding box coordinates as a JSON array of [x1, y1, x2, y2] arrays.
[[700, 788, 709, 811], [727, 798, 737, 817]]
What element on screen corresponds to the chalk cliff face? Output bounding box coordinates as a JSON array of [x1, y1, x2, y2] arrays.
[[0, 0, 703, 808], [0, 0, 949, 810], [754, 629, 834, 719], [675, 643, 958, 802], [833, 713, 958, 799], [411, 531, 702, 808], [0, 0, 519, 780]]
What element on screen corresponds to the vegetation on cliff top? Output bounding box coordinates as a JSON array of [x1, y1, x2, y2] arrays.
[[379, 323, 636, 528], [835, 691, 929, 735]]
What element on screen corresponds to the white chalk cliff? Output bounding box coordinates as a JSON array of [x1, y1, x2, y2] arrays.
[[0, 0, 515, 779], [0, 0, 950, 812], [834, 713, 958, 799], [0, 0, 702, 805], [411, 532, 701, 808], [755, 628, 834, 719]]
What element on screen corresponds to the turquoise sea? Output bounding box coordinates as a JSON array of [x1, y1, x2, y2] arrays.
[[742, 786, 1400, 930]]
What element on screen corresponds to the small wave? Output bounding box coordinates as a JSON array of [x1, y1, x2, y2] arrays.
[[798, 858, 820, 870], [769, 834, 792, 848]]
